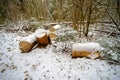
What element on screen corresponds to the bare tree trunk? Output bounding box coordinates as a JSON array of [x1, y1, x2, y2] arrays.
[[0, 0, 52, 21], [79, 0, 84, 37], [72, 0, 80, 30], [85, 0, 93, 37], [83, 7, 88, 34], [42, 0, 54, 21]]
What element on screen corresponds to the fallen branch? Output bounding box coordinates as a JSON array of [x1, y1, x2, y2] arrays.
[[95, 30, 120, 35], [105, 8, 120, 31]]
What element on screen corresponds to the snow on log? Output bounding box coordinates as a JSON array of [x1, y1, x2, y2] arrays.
[[72, 42, 101, 59], [49, 24, 61, 32], [49, 23, 58, 26], [35, 29, 51, 47], [19, 33, 37, 53], [53, 24, 61, 30]]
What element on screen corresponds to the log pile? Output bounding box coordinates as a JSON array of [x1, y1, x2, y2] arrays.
[[19, 29, 51, 53], [72, 42, 101, 59], [19, 24, 61, 53], [19, 24, 101, 60]]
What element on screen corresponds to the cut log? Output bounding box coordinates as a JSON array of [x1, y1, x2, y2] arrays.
[[87, 51, 100, 60], [72, 50, 91, 58], [49, 27, 55, 32], [49, 33, 57, 40], [35, 29, 51, 47], [19, 34, 37, 53], [49, 24, 61, 32], [48, 33, 57, 43], [36, 33, 50, 47], [72, 42, 101, 59], [19, 41, 37, 53]]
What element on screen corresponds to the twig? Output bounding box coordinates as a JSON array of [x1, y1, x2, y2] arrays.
[[107, 31, 115, 37], [105, 8, 120, 31], [95, 29, 120, 35]]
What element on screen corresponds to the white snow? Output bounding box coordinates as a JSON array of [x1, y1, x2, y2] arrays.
[[53, 24, 61, 30], [0, 30, 22, 55], [72, 42, 101, 53], [0, 30, 120, 80], [21, 33, 36, 44], [35, 29, 47, 38], [88, 31, 93, 37]]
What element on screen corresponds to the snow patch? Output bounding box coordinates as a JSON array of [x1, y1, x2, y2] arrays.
[[53, 24, 61, 30], [88, 31, 93, 37], [21, 33, 36, 44], [0, 30, 22, 54], [0, 28, 120, 80], [73, 42, 101, 53], [35, 29, 47, 38]]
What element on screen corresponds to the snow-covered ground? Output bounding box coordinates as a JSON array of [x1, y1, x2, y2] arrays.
[[0, 29, 120, 80]]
